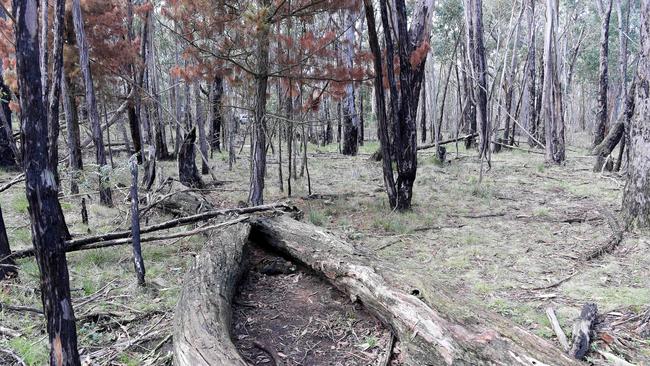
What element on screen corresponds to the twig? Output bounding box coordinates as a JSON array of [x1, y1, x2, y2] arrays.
[[0, 173, 25, 193], [252, 340, 281, 366], [0, 302, 43, 315], [0, 348, 26, 366], [545, 307, 570, 352], [524, 271, 577, 291], [378, 333, 395, 366]]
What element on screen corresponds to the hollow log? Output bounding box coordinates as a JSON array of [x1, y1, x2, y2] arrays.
[[249, 216, 580, 366], [173, 223, 251, 366]]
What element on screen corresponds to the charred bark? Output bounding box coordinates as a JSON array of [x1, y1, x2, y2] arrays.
[[15, 1, 81, 363], [129, 158, 145, 285], [178, 127, 204, 189], [210, 75, 223, 153], [0, 205, 16, 280]]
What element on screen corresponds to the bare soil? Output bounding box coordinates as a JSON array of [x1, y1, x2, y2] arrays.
[[232, 247, 393, 366]]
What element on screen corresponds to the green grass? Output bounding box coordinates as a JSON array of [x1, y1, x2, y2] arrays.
[[11, 195, 29, 214], [308, 209, 326, 226], [9, 337, 49, 366]]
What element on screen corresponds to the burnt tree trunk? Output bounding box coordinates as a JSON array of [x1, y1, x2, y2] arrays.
[[0, 8, 16, 169], [72, 0, 113, 206], [47, 0, 65, 182], [15, 1, 81, 364], [178, 127, 204, 189], [129, 158, 145, 285], [0, 205, 16, 280], [210, 75, 223, 154], [594, 0, 613, 147], [194, 83, 210, 175], [623, 0, 650, 228], [342, 10, 359, 156]]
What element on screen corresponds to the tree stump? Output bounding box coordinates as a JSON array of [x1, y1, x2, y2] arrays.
[[178, 127, 204, 189]]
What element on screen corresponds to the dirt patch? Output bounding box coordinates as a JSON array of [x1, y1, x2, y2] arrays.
[[231, 247, 394, 366]]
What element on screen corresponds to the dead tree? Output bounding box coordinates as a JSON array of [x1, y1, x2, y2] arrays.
[[341, 10, 359, 156], [72, 0, 113, 206], [173, 215, 581, 365], [15, 1, 81, 363], [47, 0, 65, 182], [593, 0, 613, 147], [623, 0, 650, 228], [178, 127, 204, 189], [129, 157, 145, 285], [541, 0, 565, 164], [0, 9, 16, 169]]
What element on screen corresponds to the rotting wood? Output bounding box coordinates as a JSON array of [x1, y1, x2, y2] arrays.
[[248, 215, 580, 366], [173, 223, 251, 366], [570, 303, 598, 359]]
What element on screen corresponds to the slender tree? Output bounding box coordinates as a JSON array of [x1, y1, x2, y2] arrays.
[[15, 0, 81, 363], [72, 0, 113, 206], [593, 0, 613, 147], [341, 10, 359, 156]]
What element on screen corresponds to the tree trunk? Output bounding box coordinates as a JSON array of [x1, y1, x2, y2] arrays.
[[47, 0, 65, 182], [62, 72, 83, 194], [129, 158, 145, 285], [0, 205, 16, 280], [541, 0, 565, 164], [210, 75, 223, 154], [72, 0, 113, 206], [341, 14, 359, 156], [194, 83, 209, 175], [526, 0, 537, 148], [16, 1, 81, 363], [465, 0, 490, 161], [593, 0, 613, 147], [623, 0, 650, 228], [420, 79, 427, 143], [359, 85, 365, 145], [0, 9, 16, 169], [173, 224, 251, 366], [178, 127, 204, 189], [250, 216, 581, 366], [248, 1, 270, 206]]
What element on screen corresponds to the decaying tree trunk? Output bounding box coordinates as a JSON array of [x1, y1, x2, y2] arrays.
[[173, 215, 580, 366], [178, 127, 204, 189], [569, 303, 598, 359], [623, 0, 650, 228], [173, 224, 251, 366]]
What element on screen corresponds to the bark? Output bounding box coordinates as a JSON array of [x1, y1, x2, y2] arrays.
[[250, 216, 581, 366], [129, 158, 145, 285], [173, 224, 251, 366], [15, 1, 81, 363], [72, 0, 113, 206], [593, 0, 613, 147], [359, 86, 365, 145], [0, 205, 16, 280], [623, 0, 650, 228], [419, 80, 427, 143], [465, 0, 490, 161], [126, 0, 143, 163], [341, 10, 359, 156], [249, 1, 270, 206], [47, 0, 65, 181], [210, 75, 223, 153], [364, 0, 397, 208], [178, 127, 204, 189], [569, 303, 598, 359], [194, 83, 209, 174], [593, 121, 624, 171], [541, 0, 565, 164], [147, 13, 169, 161], [615, 0, 630, 121], [62, 71, 82, 194]]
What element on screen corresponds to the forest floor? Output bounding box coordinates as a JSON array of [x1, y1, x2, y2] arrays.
[[0, 134, 649, 365]]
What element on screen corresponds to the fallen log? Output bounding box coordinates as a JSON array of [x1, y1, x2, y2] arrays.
[[173, 223, 251, 366], [247, 216, 580, 365], [6, 203, 296, 260]]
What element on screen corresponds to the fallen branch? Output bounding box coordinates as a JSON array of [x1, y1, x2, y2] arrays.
[[570, 303, 598, 359], [545, 307, 570, 352], [583, 209, 624, 261], [417, 133, 480, 151], [0, 174, 25, 193], [7, 203, 296, 260]]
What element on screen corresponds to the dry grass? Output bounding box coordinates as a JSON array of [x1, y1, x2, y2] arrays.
[[0, 137, 648, 364]]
